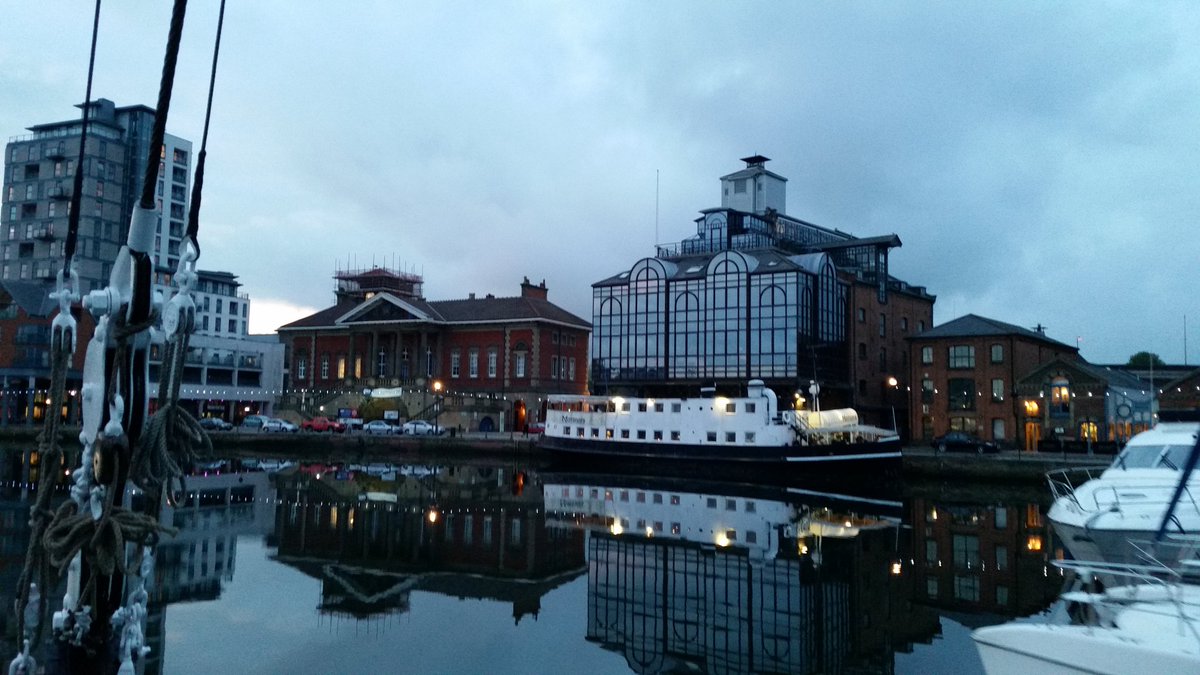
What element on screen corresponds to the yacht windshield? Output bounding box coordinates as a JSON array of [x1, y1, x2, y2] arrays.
[[1115, 444, 1194, 469]]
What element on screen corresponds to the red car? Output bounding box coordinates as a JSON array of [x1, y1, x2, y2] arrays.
[[301, 416, 346, 433], [527, 421, 546, 435]]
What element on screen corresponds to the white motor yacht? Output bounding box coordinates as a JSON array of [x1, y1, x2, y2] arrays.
[[973, 555, 1200, 674], [1047, 422, 1200, 564]]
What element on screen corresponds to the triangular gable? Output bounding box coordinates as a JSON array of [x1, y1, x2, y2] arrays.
[[337, 294, 432, 325], [1014, 357, 1105, 397]]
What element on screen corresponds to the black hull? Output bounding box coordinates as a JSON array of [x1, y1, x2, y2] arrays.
[[538, 436, 902, 481]]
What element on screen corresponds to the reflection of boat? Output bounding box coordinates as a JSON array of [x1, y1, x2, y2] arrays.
[[541, 380, 900, 470], [1047, 422, 1200, 564], [543, 468, 927, 674], [975, 430, 1200, 674]]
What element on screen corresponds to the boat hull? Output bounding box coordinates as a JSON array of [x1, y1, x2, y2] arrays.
[[973, 621, 1200, 675], [538, 435, 902, 474]]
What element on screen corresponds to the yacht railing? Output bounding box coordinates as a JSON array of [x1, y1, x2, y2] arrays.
[[1046, 466, 1108, 508]]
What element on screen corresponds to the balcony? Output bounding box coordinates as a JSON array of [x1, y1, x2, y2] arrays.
[[45, 144, 66, 160], [32, 225, 55, 241], [47, 186, 70, 201]]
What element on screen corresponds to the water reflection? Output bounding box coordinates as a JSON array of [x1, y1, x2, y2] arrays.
[[0, 451, 1069, 674]]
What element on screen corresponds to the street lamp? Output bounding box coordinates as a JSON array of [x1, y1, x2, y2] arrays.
[[432, 380, 443, 434], [885, 376, 900, 436]]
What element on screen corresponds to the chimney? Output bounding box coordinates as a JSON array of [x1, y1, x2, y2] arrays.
[[468, 292, 476, 300], [520, 277, 548, 301]]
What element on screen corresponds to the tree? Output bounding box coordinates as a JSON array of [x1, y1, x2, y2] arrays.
[[1126, 351, 1166, 369]]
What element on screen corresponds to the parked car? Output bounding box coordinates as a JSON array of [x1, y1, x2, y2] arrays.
[[263, 418, 298, 433], [301, 416, 346, 433], [401, 420, 438, 435], [199, 417, 233, 431], [240, 414, 270, 431], [527, 421, 546, 435], [932, 431, 999, 454], [363, 420, 396, 435]]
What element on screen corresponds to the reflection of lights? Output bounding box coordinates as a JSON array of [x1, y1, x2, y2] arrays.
[[715, 397, 730, 411], [715, 533, 730, 547], [427, 508, 439, 524], [930, 508, 938, 521], [1026, 535, 1044, 551], [844, 520, 852, 528], [645, 526, 654, 537], [610, 519, 624, 535], [798, 540, 809, 555], [891, 562, 902, 575]]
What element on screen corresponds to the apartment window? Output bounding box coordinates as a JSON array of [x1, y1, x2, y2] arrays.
[[451, 351, 461, 378], [568, 357, 576, 381], [320, 354, 329, 379], [921, 346, 933, 364], [376, 350, 386, 377], [858, 343, 867, 359], [954, 575, 980, 601], [550, 355, 558, 380], [337, 356, 346, 379], [487, 349, 497, 378], [948, 378, 976, 411], [952, 534, 980, 568], [990, 343, 1004, 363], [227, 318, 236, 333], [857, 308, 865, 322], [296, 355, 307, 379], [994, 507, 1008, 529], [879, 313, 886, 337], [173, 148, 189, 165], [901, 317, 909, 331], [995, 545, 1009, 572], [515, 352, 526, 377], [991, 378, 1004, 402], [468, 349, 479, 378], [948, 345, 975, 368]]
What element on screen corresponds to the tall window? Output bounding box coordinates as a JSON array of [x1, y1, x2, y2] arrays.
[[952, 534, 980, 568], [515, 352, 526, 378], [921, 346, 933, 364], [948, 378, 975, 410], [487, 349, 497, 378], [320, 354, 329, 379], [337, 356, 346, 379], [991, 378, 1004, 401], [296, 353, 307, 380], [948, 345, 975, 368], [670, 288, 702, 379], [990, 343, 1004, 363], [706, 255, 747, 378], [376, 350, 386, 377], [468, 349, 479, 378], [750, 278, 796, 378], [568, 357, 576, 381], [451, 351, 461, 378], [628, 262, 665, 378]]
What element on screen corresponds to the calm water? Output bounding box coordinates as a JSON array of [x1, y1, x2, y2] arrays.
[[0, 451, 1066, 674]]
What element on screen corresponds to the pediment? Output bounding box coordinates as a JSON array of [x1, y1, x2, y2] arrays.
[[337, 294, 430, 325]]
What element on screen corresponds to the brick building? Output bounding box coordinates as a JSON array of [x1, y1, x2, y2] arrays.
[[907, 314, 1161, 451], [278, 268, 590, 431], [907, 315, 1081, 447]]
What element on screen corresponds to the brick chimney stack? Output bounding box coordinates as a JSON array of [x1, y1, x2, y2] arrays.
[[520, 276, 548, 301]]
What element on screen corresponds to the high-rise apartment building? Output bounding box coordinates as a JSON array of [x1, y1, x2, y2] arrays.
[[2, 98, 192, 291]]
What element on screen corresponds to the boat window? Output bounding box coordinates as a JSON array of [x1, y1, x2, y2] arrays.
[[653, 494, 663, 504], [638, 403, 647, 412], [670, 431, 680, 441], [706, 497, 717, 508], [563, 426, 571, 436], [1159, 444, 1193, 469], [654, 402, 664, 413], [620, 491, 629, 502], [621, 402, 630, 412], [746, 403, 756, 413], [1116, 445, 1161, 468], [725, 403, 736, 413], [653, 430, 663, 440], [620, 429, 630, 439], [636, 430, 646, 439], [707, 432, 717, 442], [606, 429, 614, 438], [577, 427, 585, 438], [725, 432, 736, 443], [671, 403, 681, 413], [745, 432, 756, 443], [591, 428, 599, 438]]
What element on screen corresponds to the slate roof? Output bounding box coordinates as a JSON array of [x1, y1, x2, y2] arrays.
[[913, 313, 1075, 350], [278, 293, 590, 331], [593, 248, 829, 287]]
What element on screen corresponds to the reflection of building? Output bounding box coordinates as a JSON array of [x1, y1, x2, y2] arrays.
[[272, 464, 585, 626], [908, 495, 1060, 618], [544, 474, 936, 674], [141, 471, 275, 675], [590, 156, 935, 435]]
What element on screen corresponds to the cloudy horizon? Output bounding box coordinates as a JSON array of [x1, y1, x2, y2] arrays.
[[3, 2, 1197, 365]]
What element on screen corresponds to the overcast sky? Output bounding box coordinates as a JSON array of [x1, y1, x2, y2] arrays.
[[3, 2, 1197, 365]]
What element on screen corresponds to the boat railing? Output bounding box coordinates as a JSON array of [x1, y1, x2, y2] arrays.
[[1045, 465, 1112, 509]]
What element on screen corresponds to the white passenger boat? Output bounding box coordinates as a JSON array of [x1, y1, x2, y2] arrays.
[[540, 380, 901, 471], [1047, 422, 1200, 564]]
